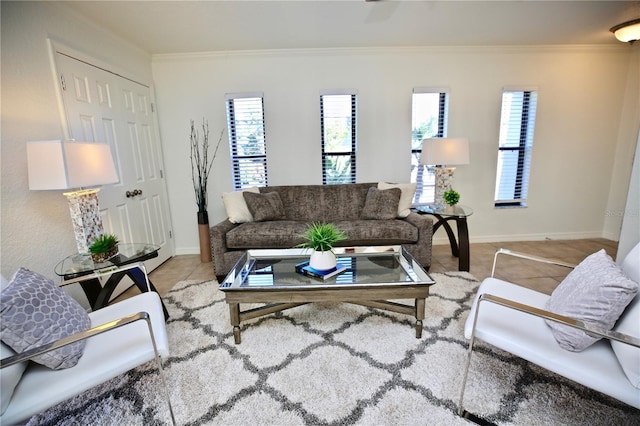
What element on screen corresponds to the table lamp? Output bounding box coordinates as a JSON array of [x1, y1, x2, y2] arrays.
[[27, 140, 119, 254], [420, 137, 469, 209]]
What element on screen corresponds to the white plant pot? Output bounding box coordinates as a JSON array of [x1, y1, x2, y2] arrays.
[[309, 250, 337, 271]]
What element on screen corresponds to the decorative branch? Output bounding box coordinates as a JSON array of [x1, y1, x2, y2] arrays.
[[190, 119, 225, 213]]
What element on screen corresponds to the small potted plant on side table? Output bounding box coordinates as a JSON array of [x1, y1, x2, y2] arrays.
[[299, 222, 348, 271], [89, 234, 119, 263], [443, 189, 460, 213]]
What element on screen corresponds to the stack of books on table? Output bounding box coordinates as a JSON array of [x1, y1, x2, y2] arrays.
[[295, 260, 346, 280]]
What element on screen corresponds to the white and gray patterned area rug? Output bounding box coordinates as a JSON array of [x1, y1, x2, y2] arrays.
[[28, 272, 639, 425]]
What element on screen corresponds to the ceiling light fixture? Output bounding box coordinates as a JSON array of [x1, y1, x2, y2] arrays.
[[610, 18, 640, 44]]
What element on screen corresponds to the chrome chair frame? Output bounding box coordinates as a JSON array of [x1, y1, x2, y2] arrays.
[[458, 248, 640, 416], [0, 266, 175, 425]]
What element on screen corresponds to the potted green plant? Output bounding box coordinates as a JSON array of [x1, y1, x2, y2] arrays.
[[298, 222, 348, 270], [443, 189, 460, 212], [89, 233, 119, 263]]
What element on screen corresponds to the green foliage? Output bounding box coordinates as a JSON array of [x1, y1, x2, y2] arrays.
[[89, 234, 119, 254], [324, 156, 352, 184], [443, 189, 460, 206], [298, 222, 348, 252], [411, 117, 438, 146]]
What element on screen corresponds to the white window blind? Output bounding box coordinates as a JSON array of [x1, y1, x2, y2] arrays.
[[411, 89, 449, 204], [225, 94, 268, 190], [320, 93, 357, 185], [494, 89, 538, 207]]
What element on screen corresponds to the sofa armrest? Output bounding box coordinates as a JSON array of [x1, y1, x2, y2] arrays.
[[210, 219, 240, 277], [491, 248, 576, 277], [401, 212, 434, 270]]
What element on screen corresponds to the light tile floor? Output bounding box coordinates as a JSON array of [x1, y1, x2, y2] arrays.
[[126, 238, 617, 299]]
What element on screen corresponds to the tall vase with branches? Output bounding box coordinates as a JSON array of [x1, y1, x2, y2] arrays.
[[190, 119, 224, 262]]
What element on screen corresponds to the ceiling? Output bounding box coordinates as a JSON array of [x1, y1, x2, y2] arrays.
[[62, 1, 639, 54]]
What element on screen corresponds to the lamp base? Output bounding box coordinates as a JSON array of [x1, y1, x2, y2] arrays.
[[434, 166, 456, 210], [63, 188, 105, 254]]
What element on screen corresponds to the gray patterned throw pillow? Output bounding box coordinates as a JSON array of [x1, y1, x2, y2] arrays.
[[0, 268, 91, 369], [360, 187, 402, 220], [243, 191, 286, 222], [544, 249, 639, 352]]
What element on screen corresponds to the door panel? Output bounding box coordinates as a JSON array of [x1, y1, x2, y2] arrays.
[[55, 52, 173, 276]]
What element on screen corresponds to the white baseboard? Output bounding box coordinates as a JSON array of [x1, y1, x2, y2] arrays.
[[175, 247, 201, 256]]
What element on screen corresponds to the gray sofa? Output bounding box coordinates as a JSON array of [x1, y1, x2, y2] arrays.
[[210, 182, 434, 282]]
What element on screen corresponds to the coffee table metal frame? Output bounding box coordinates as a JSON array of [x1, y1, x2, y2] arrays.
[[220, 245, 435, 344]]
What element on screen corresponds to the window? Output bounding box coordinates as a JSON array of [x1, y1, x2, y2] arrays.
[[411, 88, 449, 204], [320, 92, 357, 185], [225, 93, 268, 190], [494, 89, 538, 207]]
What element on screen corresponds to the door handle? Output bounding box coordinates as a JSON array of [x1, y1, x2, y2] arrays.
[[125, 189, 143, 198]]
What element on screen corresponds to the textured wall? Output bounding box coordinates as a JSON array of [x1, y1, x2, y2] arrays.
[[1, 2, 152, 280]]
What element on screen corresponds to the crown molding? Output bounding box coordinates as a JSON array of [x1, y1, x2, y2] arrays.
[[152, 44, 630, 63]]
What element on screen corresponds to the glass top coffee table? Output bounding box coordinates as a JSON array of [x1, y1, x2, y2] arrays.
[[220, 245, 435, 344]]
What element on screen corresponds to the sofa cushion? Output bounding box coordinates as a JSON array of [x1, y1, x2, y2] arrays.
[[544, 249, 639, 352], [226, 219, 419, 250], [227, 221, 309, 249], [334, 220, 418, 246], [378, 182, 416, 218], [0, 268, 91, 370], [243, 191, 286, 222], [360, 187, 401, 220], [261, 183, 376, 222], [222, 187, 260, 224]]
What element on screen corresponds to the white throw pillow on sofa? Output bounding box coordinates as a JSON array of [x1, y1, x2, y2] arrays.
[[378, 182, 416, 218], [222, 187, 260, 224]]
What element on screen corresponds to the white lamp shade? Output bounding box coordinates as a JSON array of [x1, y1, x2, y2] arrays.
[[611, 19, 640, 43], [420, 137, 470, 166], [27, 140, 119, 190]]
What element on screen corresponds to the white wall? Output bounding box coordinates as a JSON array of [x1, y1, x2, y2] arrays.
[[605, 47, 640, 242], [617, 132, 640, 263], [1, 2, 153, 279], [2, 2, 637, 274], [152, 46, 638, 253]]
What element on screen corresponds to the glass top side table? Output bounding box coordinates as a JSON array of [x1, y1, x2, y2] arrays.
[[55, 243, 160, 276], [413, 205, 473, 271], [55, 243, 168, 320]]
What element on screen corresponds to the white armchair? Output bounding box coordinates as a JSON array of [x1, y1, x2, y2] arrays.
[[458, 243, 640, 417], [0, 267, 175, 425]]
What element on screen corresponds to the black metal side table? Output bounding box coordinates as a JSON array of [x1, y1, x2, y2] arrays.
[[55, 243, 169, 320], [413, 205, 473, 272]]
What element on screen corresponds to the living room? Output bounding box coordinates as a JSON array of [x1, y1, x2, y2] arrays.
[[1, 1, 640, 423], [2, 1, 639, 281]]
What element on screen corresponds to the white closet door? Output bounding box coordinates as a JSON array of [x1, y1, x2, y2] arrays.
[[54, 51, 174, 274]]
